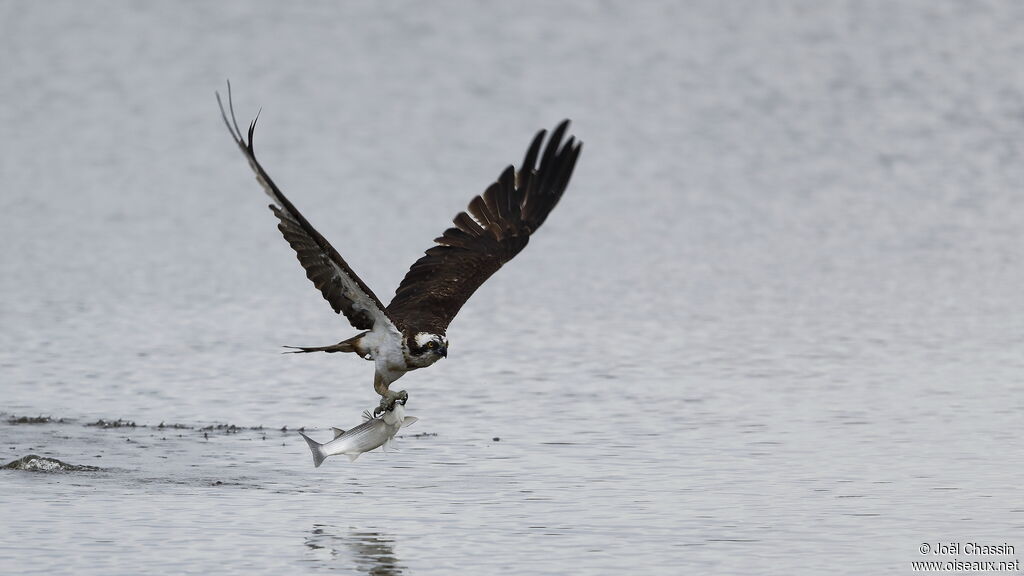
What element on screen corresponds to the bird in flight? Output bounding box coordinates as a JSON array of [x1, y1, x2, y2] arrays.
[[217, 84, 582, 414]]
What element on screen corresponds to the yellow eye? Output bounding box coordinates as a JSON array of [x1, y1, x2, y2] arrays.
[[427, 341, 437, 349]]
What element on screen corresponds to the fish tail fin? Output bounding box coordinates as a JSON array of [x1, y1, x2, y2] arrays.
[[298, 432, 328, 468]]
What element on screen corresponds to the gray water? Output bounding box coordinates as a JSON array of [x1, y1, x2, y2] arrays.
[[3, 1, 1024, 574]]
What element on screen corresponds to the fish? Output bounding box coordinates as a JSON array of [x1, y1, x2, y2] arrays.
[[298, 402, 418, 467]]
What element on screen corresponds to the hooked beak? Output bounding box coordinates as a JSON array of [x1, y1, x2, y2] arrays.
[[438, 346, 447, 358]]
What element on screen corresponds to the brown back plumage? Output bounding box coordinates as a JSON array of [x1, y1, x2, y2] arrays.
[[385, 120, 582, 334]]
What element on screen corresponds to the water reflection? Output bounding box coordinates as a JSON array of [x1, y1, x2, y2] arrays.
[[305, 524, 405, 575]]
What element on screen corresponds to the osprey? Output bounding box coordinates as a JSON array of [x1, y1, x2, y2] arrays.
[[217, 86, 582, 414]]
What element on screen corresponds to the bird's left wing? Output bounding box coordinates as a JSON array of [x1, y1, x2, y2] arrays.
[[385, 120, 582, 335], [217, 85, 395, 332]]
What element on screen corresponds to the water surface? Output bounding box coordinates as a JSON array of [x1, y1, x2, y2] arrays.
[[2, 1, 1024, 574]]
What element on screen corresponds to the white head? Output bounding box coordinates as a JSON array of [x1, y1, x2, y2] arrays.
[[405, 332, 448, 368]]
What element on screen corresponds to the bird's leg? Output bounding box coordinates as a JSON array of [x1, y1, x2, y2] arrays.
[[373, 374, 408, 415]]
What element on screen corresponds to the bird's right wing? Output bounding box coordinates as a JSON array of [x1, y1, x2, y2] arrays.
[[385, 120, 582, 335], [217, 84, 394, 332]]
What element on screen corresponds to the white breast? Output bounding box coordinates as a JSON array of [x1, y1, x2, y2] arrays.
[[363, 324, 408, 383]]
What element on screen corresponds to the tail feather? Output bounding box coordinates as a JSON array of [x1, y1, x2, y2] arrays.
[[298, 432, 328, 468], [283, 342, 354, 354], [283, 332, 367, 354]]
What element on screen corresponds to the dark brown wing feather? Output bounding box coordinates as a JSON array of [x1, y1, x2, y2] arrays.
[[217, 84, 394, 332], [385, 120, 582, 334]]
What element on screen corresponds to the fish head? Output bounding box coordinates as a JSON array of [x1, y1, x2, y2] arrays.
[[382, 402, 406, 426]]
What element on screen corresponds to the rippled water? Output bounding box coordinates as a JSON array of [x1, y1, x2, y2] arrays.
[[3, 1, 1024, 574]]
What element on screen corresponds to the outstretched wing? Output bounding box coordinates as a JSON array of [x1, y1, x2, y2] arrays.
[[385, 120, 582, 334], [217, 84, 394, 332]]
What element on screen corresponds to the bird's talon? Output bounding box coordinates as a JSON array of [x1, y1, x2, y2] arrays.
[[375, 390, 406, 416]]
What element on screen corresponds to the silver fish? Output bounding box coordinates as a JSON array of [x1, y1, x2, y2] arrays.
[[298, 403, 418, 467]]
